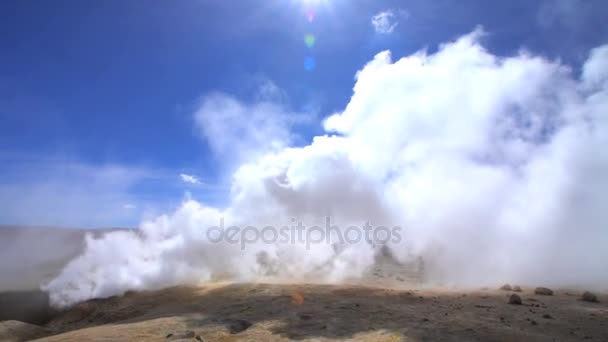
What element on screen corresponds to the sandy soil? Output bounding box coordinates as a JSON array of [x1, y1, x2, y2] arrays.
[[1, 253, 606, 341]]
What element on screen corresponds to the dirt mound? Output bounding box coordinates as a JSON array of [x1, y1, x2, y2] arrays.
[[0, 320, 50, 342]]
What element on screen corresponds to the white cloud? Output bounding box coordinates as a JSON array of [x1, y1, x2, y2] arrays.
[[46, 29, 608, 306], [193, 86, 310, 169], [255, 78, 286, 102], [123, 204, 137, 210], [371, 9, 405, 34], [180, 173, 201, 185]]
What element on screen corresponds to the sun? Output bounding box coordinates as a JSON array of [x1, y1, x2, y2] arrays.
[[298, 0, 333, 11], [290, 0, 336, 21], [299, 0, 329, 5]]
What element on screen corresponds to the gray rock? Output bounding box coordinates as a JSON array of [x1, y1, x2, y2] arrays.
[[223, 319, 252, 334], [508, 294, 522, 305], [582, 291, 599, 303], [535, 287, 553, 296], [166, 330, 195, 340], [500, 284, 512, 291], [512, 285, 522, 292]]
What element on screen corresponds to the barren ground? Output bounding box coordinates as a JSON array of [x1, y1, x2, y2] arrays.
[[1, 253, 607, 341]]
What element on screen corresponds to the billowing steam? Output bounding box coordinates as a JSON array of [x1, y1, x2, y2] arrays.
[[45, 29, 608, 307]]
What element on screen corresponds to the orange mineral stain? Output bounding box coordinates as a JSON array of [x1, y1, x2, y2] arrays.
[[291, 291, 304, 305]]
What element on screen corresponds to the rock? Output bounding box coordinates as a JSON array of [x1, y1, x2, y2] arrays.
[[500, 284, 512, 291], [582, 291, 599, 303], [508, 294, 522, 305], [542, 314, 553, 319], [223, 319, 252, 334], [512, 285, 522, 292], [474, 304, 493, 309], [535, 287, 554, 296], [166, 330, 195, 340]]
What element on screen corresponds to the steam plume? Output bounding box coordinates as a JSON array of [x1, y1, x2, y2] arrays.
[[45, 29, 608, 307]]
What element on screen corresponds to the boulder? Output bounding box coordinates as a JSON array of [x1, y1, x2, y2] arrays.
[[535, 287, 553, 296], [508, 294, 522, 305], [581, 291, 599, 303], [500, 284, 512, 291]]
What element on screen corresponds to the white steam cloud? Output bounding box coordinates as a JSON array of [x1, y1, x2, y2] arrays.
[[45, 29, 608, 307], [180, 173, 202, 185], [371, 10, 399, 34]]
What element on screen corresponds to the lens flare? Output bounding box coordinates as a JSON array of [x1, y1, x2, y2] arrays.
[[304, 34, 316, 48], [304, 57, 316, 71], [307, 11, 315, 22]]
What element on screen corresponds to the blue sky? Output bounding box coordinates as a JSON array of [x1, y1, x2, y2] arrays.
[[1, 0, 607, 227]]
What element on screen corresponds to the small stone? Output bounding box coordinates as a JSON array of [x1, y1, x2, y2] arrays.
[[535, 287, 554, 296], [512, 285, 522, 292], [582, 291, 599, 303], [542, 314, 553, 319], [166, 330, 195, 340], [508, 293, 522, 305], [224, 319, 252, 334], [530, 319, 538, 325], [500, 284, 512, 291]]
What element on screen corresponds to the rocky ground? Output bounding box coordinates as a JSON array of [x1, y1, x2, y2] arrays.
[[1, 252, 607, 341]]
